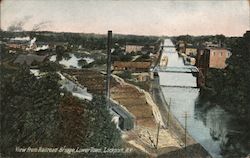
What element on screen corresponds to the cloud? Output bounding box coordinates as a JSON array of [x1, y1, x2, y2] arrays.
[[7, 15, 32, 32]]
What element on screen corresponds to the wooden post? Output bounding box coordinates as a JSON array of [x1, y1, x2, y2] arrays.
[[167, 98, 171, 127], [184, 112, 187, 150], [156, 121, 160, 149]]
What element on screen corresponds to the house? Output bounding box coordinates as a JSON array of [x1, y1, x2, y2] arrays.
[[196, 47, 231, 70], [125, 44, 144, 53], [6, 42, 30, 50], [113, 61, 151, 82], [131, 72, 150, 82], [205, 48, 231, 69], [14, 54, 47, 65], [113, 61, 151, 72], [185, 46, 197, 57], [49, 42, 69, 51]]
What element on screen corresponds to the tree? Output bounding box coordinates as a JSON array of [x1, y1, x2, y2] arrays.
[[55, 45, 65, 61], [38, 61, 62, 72], [0, 66, 122, 157], [0, 67, 61, 156], [57, 95, 121, 148]]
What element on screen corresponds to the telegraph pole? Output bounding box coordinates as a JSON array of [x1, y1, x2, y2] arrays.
[[184, 111, 187, 150], [105, 30, 112, 107], [155, 121, 160, 149], [167, 98, 171, 127], [182, 111, 190, 158]]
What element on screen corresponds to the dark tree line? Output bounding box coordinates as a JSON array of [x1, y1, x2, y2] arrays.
[[0, 31, 160, 51], [172, 34, 238, 48]]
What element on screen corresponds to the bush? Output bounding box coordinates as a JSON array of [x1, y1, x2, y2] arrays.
[[118, 70, 132, 79]]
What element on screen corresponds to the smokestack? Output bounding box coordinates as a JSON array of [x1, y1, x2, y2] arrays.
[[105, 30, 112, 106]]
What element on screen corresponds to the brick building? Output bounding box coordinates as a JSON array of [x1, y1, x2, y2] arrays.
[[197, 48, 231, 70]]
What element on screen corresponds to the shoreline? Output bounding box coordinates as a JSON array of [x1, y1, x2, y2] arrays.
[[149, 76, 212, 158]]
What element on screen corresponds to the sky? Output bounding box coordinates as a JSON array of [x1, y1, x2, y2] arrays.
[[1, 0, 249, 36]]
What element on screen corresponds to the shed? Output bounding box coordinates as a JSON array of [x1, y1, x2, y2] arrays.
[[111, 103, 135, 130]]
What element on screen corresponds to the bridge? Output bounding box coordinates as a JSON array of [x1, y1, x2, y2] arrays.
[[161, 45, 175, 48], [153, 66, 199, 73], [154, 38, 204, 88]]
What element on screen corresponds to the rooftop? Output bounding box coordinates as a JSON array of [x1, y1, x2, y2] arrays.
[[14, 54, 47, 65]]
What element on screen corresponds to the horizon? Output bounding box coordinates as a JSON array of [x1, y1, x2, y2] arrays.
[[1, 0, 249, 36], [2, 30, 248, 38]]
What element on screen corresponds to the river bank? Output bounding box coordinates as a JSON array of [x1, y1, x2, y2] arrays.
[[150, 76, 212, 158]]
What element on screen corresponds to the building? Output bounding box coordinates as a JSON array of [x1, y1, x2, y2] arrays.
[[6, 43, 29, 50], [176, 41, 186, 54], [125, 45, 144, 53], [49, 42, 69, 51], [113, 61, 151, 72], [185, 47, 197, 57], [113, 61, 151, 82], [205, 48, 231, 69], [14, 54, 48, 65], [196, 47, 231, 71], [111, 103, 135, 130]]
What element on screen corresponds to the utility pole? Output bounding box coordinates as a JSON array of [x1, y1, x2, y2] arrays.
[[105, 30, 112, 107], [167, 98, 171, 127], [182, 111, 190, 158], [155, 121, 160, 149], [184, 111, 187, 150]]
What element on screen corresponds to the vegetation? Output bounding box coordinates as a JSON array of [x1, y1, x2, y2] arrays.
[[0, 31, 160, 51], [38, 61, 63, 72], [57, 95, 121, 148], [202, 31, 250, 120], [0, 66, 122, 157], [0, 67, 61, 156], [201, 31, 250, 156], [172, 34, 238, 48], [117, 70, 132, 79]]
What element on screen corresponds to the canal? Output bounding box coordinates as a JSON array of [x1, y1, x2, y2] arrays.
[[158, 39, 249, 158]]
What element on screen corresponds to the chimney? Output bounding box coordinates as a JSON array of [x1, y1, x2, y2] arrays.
[[105, 30, 112, 106]]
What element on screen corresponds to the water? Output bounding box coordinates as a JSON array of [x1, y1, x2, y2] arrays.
[[159, 39, 249, 158], [50, 53, 94, 69]]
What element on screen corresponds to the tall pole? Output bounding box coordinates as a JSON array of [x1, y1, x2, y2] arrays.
[[184, 112, 187, 150], [106, 30, 112, 107], [167, 98, 171, 127], [155, 121, 160, 149]]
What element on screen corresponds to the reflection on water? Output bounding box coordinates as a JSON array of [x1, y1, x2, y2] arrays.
[[161, 87, 223, 158], [159, 39, 249, 158]]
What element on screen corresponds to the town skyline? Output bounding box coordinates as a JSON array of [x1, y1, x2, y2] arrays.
[[1, 0, 250, 36]]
